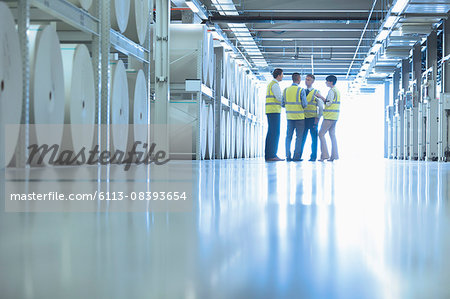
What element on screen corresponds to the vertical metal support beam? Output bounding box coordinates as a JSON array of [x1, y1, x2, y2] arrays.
[[444, 18, 450, 161], [401, 59, 410, 158], [100, 0, 111, 152], [214, 47, 224, 159], [17, 0, 30, 167], [91, 0, 101, 148], [413, 44, 422, 104], [444, 19, 450, 93], [384, 80, 390, 158], [426, 30, 438, 160], [154, 0, 170, 153], [427, 31, 438, 98], [412, 43, 422, 160]]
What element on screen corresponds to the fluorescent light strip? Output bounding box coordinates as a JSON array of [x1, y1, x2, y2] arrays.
[[185, 0, 199, 13]]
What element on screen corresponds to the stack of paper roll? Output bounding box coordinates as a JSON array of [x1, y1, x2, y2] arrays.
[[124, 0, 151, 45], [28, 25, 65, 165], [242, 75, 248, 110], [60, 44, 96, 155], [0, 3, 22, 168], [111, 0, 130, 33], [110, 60, 129, 154], [67, 0, 92, 10], [127, 69, 148, 153]]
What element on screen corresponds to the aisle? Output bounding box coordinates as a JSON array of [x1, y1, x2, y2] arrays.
[[0, 159, 449, 299]]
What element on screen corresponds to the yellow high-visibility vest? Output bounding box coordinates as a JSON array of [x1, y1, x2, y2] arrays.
[[265, 80, 281, 114], [304, 88, 319, 118], [323, 87, 340, 121], [283, 85, 305, 120]]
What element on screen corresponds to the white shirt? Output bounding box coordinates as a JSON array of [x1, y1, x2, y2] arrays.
[[271, 79, 283, 102], [325, 88, 335, 107]]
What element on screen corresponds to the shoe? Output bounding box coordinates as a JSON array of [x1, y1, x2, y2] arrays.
[[308, 158, 316, 162], [327, 159, 334, 162], [286, 157, 292, 162], [266, 156, 285, 162], [292, 158, 303, 162], [318, 158, 328, 162]]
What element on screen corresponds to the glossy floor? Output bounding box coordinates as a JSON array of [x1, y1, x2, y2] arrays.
[[1, 159, 449, 299]]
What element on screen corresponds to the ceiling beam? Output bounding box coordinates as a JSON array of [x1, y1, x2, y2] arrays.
[[207, 16, 378, 24]]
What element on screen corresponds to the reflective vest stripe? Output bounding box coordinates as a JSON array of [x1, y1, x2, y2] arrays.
[[323, 87, 340, 120], [284, 85, 305, 120], [266, 81, 281, 114], [304, 89, 318, 118]]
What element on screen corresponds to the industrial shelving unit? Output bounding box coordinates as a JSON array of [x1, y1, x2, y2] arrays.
[[11, 0, 152, 165]]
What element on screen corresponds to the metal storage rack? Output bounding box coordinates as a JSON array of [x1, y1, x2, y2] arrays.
[[11, 0, 152, 165]]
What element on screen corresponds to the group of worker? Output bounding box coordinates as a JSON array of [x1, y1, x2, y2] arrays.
[[265, 68, 340, 162]]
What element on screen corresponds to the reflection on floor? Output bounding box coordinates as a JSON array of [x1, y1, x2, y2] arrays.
[[1, 159, 449, 299]]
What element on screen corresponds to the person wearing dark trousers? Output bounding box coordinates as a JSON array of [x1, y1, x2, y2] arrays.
[[281, 73, 307, 161], [300, 74, 324, 161], [265, 68, 284, 161]]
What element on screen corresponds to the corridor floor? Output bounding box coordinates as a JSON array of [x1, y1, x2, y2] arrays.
[[1, 159, 449, 299]]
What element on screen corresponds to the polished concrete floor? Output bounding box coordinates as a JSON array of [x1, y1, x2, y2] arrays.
[[1, 158, 449, 299]]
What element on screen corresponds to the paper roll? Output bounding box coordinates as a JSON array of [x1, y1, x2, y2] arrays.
[[206, 104, 214, 159], [127, 69, 148, 150], [67, 0, 92, 11], [153, 24, 208, 85], [110, 60, 129, 153], [223, 52, 229, 99], [60, 44, 95, 154], [124, 0, 150, 45], [231, 115, 237, 158], [0, 3, 22, 168], [111, 0, 131, 33], [29, 25, 65, 164], [168, 102, 196, 159]]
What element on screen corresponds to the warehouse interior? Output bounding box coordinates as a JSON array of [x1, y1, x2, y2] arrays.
[[0, 0, 450, 298]]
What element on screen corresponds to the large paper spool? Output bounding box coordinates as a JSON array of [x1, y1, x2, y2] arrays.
[[110, 60, 129, 154], [0, 3, 22, 168], [154, 25, 208, 85], [124, 0, 150, 45], [220, 110, 226, 159], [67, 0, 92, 10], [111, 0, 131, 33], [245, 120, 250, 158], [60, 44, 95, 154], [29, 25, 65, 164], [206, 104, 214, 159], [231, 116, 237, 158], [234, 63, 240, 105], [235, 117, 241, 159], [220, 49, 226, 98], [127, 69, 148, 151]]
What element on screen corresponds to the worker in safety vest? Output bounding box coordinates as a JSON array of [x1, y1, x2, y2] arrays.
[[265, 68, 284, 161], [316, 75, 340, 161], [281, 72, 307, 161], [300, 74, 324, 161]]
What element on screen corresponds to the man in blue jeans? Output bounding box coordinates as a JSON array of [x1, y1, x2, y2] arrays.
[[265, 68, 284, 161], [300, 74, 324, 161]]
